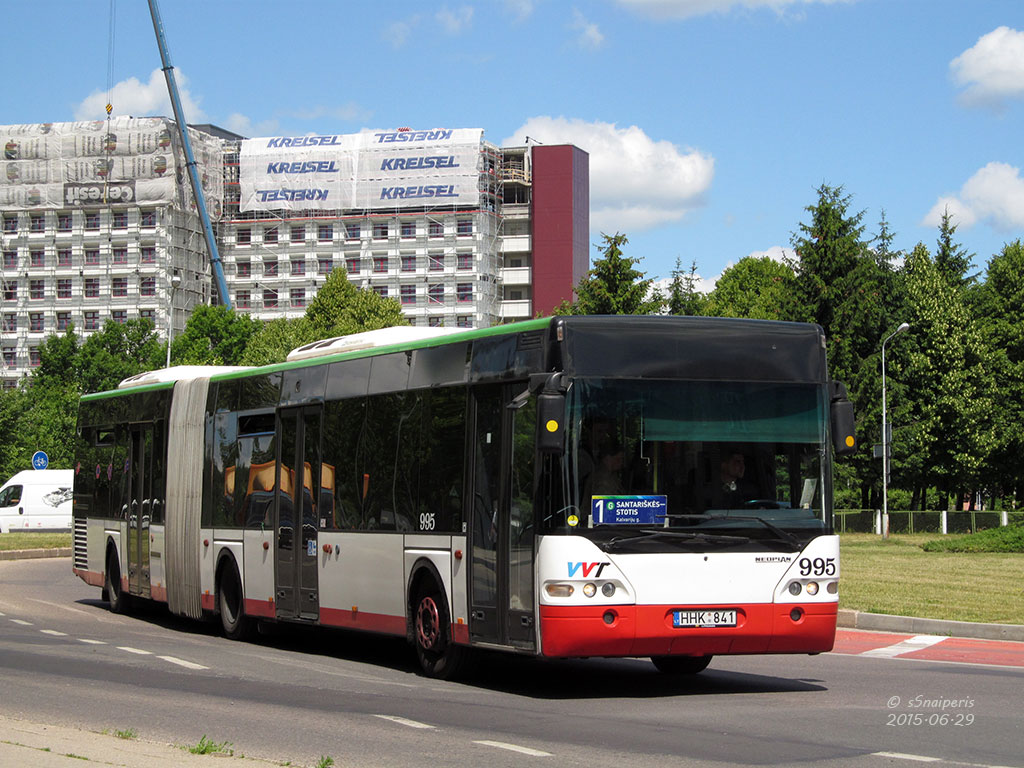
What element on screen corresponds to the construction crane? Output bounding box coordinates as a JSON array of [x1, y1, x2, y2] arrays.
[[147, 0, 232, 309]]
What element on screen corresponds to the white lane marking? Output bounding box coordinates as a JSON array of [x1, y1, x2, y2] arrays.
[[27, 598, 92, 616], [871, 752, 943, 763], [10, 619, 33, 626], [0, 611, 5, 616], [474, 740, 552, 757], [40, 629, 68, 636], [373, 714, 436, 730], [117, 646, 152, 655], [79, 639, 106, 645], [861, 635, 946, 659], [158, 655, 208, 670]]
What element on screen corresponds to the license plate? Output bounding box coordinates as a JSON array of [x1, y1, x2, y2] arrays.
[[673, 610, 737, 628]]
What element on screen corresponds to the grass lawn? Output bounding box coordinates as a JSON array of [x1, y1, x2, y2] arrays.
[[0, 531, 72, 552], [839, 533, 1024, 625]]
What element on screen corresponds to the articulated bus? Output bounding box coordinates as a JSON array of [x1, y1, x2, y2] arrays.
[[72, 316, 855, 677]]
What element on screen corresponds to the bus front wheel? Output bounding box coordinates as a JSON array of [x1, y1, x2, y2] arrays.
[[413, 584, 465, 679], [651, 655, 712, 675]]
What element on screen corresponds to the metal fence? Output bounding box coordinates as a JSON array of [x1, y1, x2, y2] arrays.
[[835, 509, 1024, 535]]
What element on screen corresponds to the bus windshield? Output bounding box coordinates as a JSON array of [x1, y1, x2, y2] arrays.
[[559, 378, 830, 550]]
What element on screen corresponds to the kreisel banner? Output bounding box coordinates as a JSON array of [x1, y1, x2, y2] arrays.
[[239, 128, 483, 213]]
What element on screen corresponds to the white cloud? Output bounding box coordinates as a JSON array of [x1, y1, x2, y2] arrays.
[[747, 245, 794, 264], [384, 17, 421, 48], [505, 0, 535, 22], [923, 162, 1024, 231], [436, 6, 474, 34], [950, 26, 1024, 108], [650, 273, 716, 297], [75, 69, 205, 123], [614, 0, 852, 20], [571, 9, 605, 49], [503, 117, 714, 233], [223, 113, 279, 138]]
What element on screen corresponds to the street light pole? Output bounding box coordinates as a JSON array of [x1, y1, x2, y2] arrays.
[[881, 321, 910, 538], [166, 272, 181, 368]]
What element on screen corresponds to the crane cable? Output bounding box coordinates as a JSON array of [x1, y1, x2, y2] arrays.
[[104, 0, 115, 211]]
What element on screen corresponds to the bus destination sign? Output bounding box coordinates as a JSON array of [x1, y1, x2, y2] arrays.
[[592, 495, 667, 525]]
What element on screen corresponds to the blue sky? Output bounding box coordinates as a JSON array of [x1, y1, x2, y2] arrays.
[[6, 0, 1024, 288]]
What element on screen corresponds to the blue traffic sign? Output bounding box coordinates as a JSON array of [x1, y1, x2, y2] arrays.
[[32, 451, 49, 470]]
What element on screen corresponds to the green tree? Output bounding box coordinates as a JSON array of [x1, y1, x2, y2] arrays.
[[556, 233, 662, 316], [665, 258, 708, 316], [78, 318, 164, 393], [703, 256, 793, 319], [934, 208, 975, 287], [170, 304, 262, 366]]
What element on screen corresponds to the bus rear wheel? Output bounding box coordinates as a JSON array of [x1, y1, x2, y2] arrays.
[[651, 654, 712, 675], [105, 548, 131, 614], [413, 585, 465, 679], [218, 559, 253, 641]]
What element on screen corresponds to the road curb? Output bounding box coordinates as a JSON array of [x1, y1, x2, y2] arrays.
[[0, 548, 72, 561], [838, 608, 1024, 642]]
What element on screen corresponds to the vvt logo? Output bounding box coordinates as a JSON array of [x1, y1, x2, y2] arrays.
[[567, 561, 610, 578]]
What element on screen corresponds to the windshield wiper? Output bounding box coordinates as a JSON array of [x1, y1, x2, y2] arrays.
[[711, 515, 803, 550], [601, 528, 749, 552]]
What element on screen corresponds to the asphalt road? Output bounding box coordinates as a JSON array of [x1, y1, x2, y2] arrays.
[[1, 557, 1021, 768]]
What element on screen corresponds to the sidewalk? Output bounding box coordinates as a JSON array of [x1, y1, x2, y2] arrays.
[[0, 716, 284, 768], [838, 608, 1024, 642]]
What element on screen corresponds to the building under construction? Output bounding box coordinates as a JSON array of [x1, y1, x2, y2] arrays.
[[0, 117, 589, 386]]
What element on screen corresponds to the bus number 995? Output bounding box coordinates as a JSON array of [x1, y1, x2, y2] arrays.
[[419, 513, 436, 531], [798, 557, 836, 576]]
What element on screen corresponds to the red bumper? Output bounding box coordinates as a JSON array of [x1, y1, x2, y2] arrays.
[[539, 602, 837, 658]]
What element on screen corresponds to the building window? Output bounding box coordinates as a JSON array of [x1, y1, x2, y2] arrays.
[[2, 216, 16, 233], [264, 226, 278, 244], [85, 249, 100, 265], [345, 222, 361, 240], [400, 285, 416, 305], [3, 251, 16, 269], [1, 314, 15, 332], [373, 286, 388, 298], [237, 228, 251, 245], [29, 348, 41, 368], [428, 221, 443, 237], [84, 311, 99, 330], [264, 260, 278, 277], [112, 211, 127, 229], [30, 214, 45, 232], [290, 225, 304, 243], [84, 212, 99, 231], [401, 255, 416, 272], [84, 278, 100, 298], [457, 219, 472, 236], [291, 288, 306, 308], [236, 290, 251, 309], [112, 277, 128, 297], [291, 258, 306, 276], [318, 224, 333, 242], [373, 222, 388, 239], [2, 282, 16, 301], [57, 249, 71, 267], [457, 315, 472, 328], [373, 257, 388, 273], [428, 254, 444, 272], [318, 257, 333, 275], [57, 213, 72, 232], [140, 246, 155, 264], [237, 261, 251, 278], [112, 310, 127, 324], [140, 209, 157, 228], [29, 279, 44, 300], [457, 253, 473, 270], [263, 289, 278, 308], [140, 309, 155, 324], [2, 348, 16, 367], [428, 316, 443, 328], [141, 277, 156, 296], [30, 250, 44, 268], [457, 282, 473, 302], [428, 284, 444, 304], [112, 247, 127, 264], [401, 221, 415, 238], [56, 312, 70, 331], [29, 313, 44, 332], [346, 257, 360, 275], [57, 279, 72, 299]]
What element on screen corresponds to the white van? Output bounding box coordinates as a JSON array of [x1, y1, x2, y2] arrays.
[[0, 469, 73, 533]]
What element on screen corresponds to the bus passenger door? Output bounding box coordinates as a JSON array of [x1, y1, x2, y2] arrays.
[[275, 406, 322, 621], [468, 385, 537, 650], [127, 425, 153, 599]]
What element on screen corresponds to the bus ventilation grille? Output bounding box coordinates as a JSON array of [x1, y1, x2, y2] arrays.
[[517, 331, 543, 351], [73, 519, 88, 571]]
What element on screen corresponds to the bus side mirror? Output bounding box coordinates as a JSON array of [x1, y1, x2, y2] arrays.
[[830, 381, 856, 457], [532, 373, 567, 454]]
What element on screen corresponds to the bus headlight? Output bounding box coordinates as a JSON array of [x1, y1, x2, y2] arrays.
[[805, 581, 819, 596], [826, 581, 838, 594], [788, 581, 802, 596], [582, 583, 597, 598], [545, 584, 574, 597], [601, 582, 616, 598]]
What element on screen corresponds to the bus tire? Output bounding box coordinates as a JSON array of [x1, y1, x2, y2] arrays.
[[413, 582, 465, 679], [650, 654, 712, 675], [105, 546, 131, 614], [218, 558, 253, 641]]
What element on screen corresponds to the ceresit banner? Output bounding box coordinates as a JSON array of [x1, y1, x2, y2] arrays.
[[239, 128, 483, 212]]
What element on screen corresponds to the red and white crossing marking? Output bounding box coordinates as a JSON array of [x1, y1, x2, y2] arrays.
[[833, 629, 1024, 667]]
